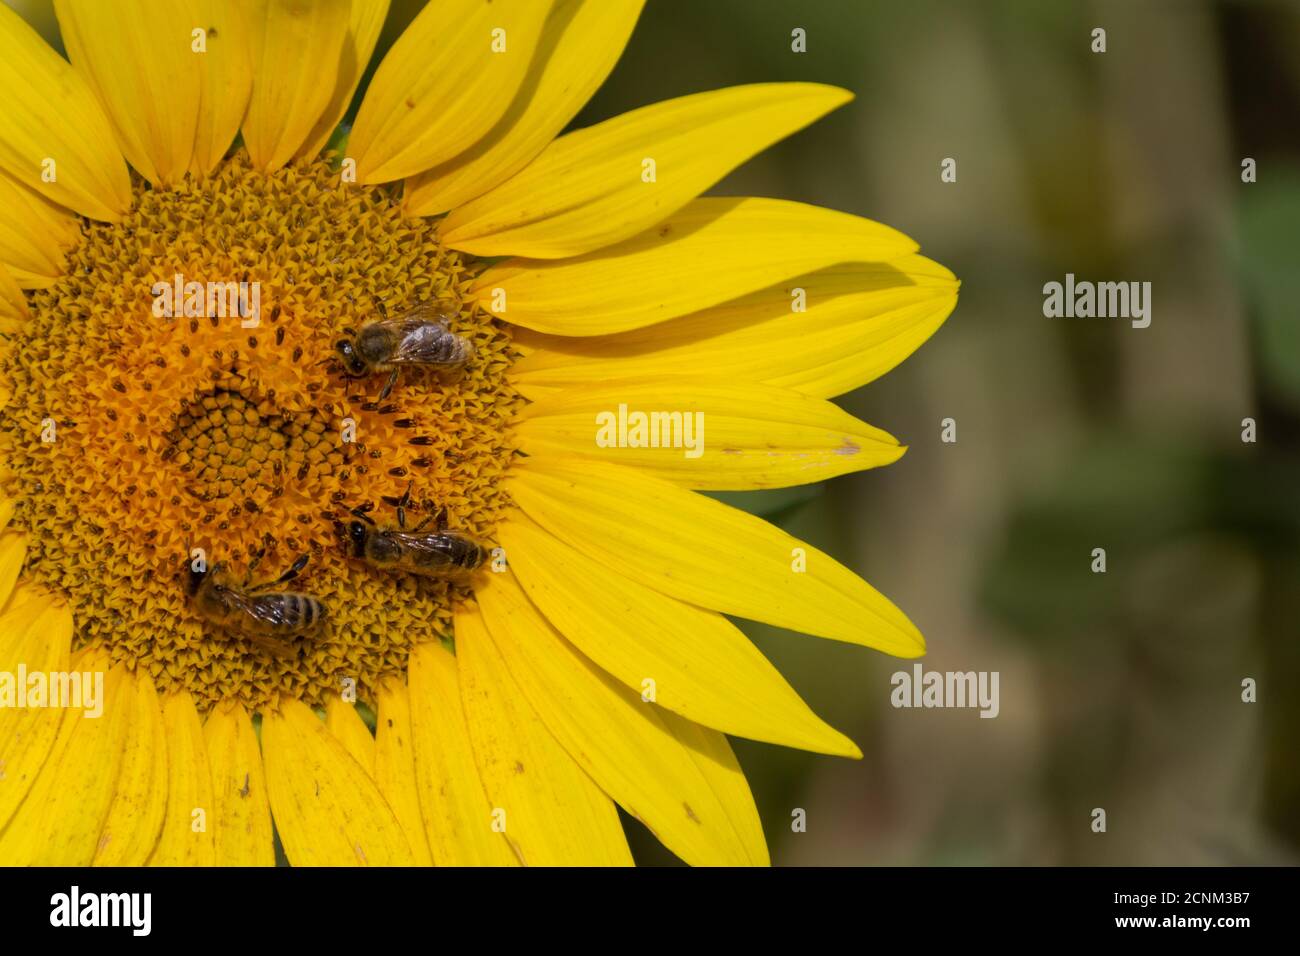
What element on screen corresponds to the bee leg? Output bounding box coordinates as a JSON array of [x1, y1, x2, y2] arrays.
[[394, 480, 415, 529], [262, 553, 310, 589], [412, 514, 434, 532], [378, 368, 399, 402], [246, 546, 265, 580]]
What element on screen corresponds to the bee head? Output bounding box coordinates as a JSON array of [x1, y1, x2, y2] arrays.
[[182, 543, 207, 596], [185, 557, 224, 597], [184, 563, 204, 596], [335, 338, 368, 377], [348, 520, 370, 557]]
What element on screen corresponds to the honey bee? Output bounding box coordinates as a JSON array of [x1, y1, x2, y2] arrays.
[[346, 483, 489, 577], [336, 301, 475, 400], [185, 551, 328, 656]]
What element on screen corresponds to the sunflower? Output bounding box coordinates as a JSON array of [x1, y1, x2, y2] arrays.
[[0, 0, 957, 866]]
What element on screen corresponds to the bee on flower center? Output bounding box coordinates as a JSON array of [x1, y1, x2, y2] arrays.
[[335, 300, 476, 401], [345, 482, 489, 578], [184, 550, 329, 657]]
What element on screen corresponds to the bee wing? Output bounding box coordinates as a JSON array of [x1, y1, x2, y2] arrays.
[[389, 531, 469, 569], [387, 319, 469, 367], [216, 586, 265, 620], [207, 590, 299, 656], [240, 590, 324, 631], [390, 301, 456, 325]]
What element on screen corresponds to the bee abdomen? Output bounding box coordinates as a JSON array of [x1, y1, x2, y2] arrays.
[[397, 533, 487, 575], [276, 592, 329, 632], [438, 534, 487, 572], [436, 331, 472, 364], [458, 540, 487, 571]]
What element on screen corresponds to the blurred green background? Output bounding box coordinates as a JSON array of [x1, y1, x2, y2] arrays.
[[582, 0, 1300, 866], [573, 0, 1300, 866], [9, 0, 1297, 865]]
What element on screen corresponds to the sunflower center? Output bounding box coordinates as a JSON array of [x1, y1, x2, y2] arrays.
[[0, 154, 521, 710], [166, 384, 345, 504]]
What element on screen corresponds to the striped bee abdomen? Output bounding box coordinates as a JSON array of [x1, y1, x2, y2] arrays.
[[276, 592, 328, 632]]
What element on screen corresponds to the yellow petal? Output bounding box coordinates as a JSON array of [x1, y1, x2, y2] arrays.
[[0, 589, 60, 673], [498, 512, 859, 756], [0, 498, 12, 533], [0, 648, 128, 866], [243, 0, 351, 172], [148, 691, 216, 865], [54, 0, 202, 185], [517, 376, 903, 490], [455, 605, 634, 866], [93, 671, 168, 865], [325, 695, 375, 775], [510, 459, 924, 656], [295, 0, 390, 161], [0, 2, 131, 221], [348, 0, 553, 184], [0, 588, 59, 681], [656, 708, 768, 865], [0, 169, 80, 288], [0, 597, 71, 838], [443, 84, 852, 258], [373, 678, 433, 865], [204, 701, 275, 866], [0, 266, 29, 330], [470, 579, 763, 865], [190, 0, 255, 176], [262, 697, 415, 865], [472, 197, 916, 335], [512, 256, 958, 400], [404, 0, 644, 217], [0, 531, 27, 608], [406, 640, 518, 866], [0, 277, 25, 340]]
